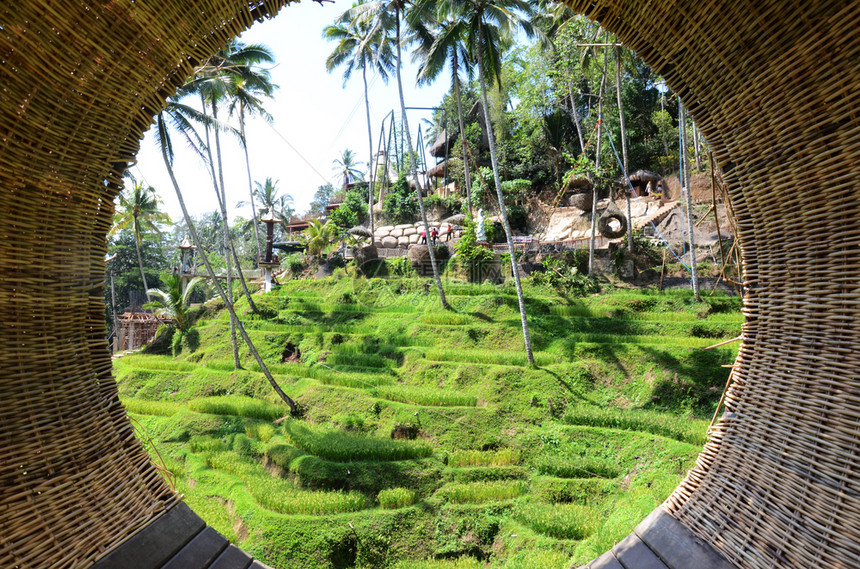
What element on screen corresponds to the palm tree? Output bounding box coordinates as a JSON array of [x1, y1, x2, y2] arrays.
[[237, 177, 293, 243], [302, 219, 339, 257], [332, 149, 365, 189], [156, 109, 300, 415], [325, 12, 395, 234], [225, 47, 277, 262], [110, 176, 172, 301], [146, 273, 203, 332], [348, 0, 450, 309], [188, 41, 275, 364], [413, 14, 474, 212], [455, 0, 545, 365]]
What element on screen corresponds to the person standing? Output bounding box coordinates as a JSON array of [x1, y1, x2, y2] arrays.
[[430, 227, 439, 245]]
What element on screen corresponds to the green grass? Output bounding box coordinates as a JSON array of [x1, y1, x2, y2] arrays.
[[391, 558, 483, 569], [563, 405, 709, 446], [116, 281, 741, 568], [204, 452, 367, 515], [284, 421, 433, 462], [448, 449, 521, 467], [424, 348, 560, 367], [371, 385, 478, 407], [186, 396, 290, 422], [513, 502, 601, 539], [122, 398, 183, 416], [435, 480, 529, 504], [377, 487, 417, 509]]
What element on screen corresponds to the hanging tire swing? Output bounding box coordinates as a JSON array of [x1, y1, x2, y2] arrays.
[[598, 201, 628, 239]]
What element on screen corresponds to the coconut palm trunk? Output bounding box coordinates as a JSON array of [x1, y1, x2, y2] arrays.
[[452, 52, 472, 214], [239, 107, 263, 262], [158, 114, 298, 415], [394, 8, 449, 310], [680, 99, 700, 300], [569, 83, 585, 153], [360, 66, 376, 235], [132, 214, 150, 302], [615, 45, 633, 252], [589, 38, 609, 276], [475, 30, 534, 366], [209, 102, 242, 368]]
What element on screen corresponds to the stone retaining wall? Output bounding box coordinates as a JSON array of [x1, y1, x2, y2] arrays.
[[373, 221, 459, 248]]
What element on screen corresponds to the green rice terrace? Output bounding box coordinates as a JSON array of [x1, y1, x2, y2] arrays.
[[116, 278, 743, 569]]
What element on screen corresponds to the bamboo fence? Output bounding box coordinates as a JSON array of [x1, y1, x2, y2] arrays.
[[0, 1, 858, 568]]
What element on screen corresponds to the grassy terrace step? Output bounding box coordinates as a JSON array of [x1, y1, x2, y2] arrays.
[[284, 421, 433, 462], [369, 385, 479, 407]]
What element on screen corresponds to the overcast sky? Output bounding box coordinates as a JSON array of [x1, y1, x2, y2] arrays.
[[131, 0, 451, 225]]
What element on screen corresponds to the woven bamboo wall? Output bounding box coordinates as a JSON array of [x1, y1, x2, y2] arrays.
[[562, 1, 860, 567], [0, 2, 291, 568], [0, 1, 857, 568]]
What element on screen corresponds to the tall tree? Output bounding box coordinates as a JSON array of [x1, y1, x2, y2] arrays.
[[188, 40, 274, 365], [413, 13, 475, 212], [615, 43, 633, 251], [349, 0, 449, 309], [110, 176, 172, 301], [332, 149, 365, 189], [456, 0, 544, 365], [325, 12, 395, 234], [156, 109, 300, 414], [226, 50, 277, 262]]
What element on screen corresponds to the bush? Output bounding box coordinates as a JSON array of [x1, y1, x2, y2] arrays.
[[383, 175, 419, 224], [530, 257, 600, 296], [387, 256, 414, 277]]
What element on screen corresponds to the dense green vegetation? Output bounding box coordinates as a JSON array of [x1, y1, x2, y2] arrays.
[[116, 278, 741, 568]]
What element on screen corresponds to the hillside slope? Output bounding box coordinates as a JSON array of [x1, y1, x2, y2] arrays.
[[115, 279, 742, 568]]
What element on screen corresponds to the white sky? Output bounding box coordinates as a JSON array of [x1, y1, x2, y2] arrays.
[[131, 0, 451, 225]]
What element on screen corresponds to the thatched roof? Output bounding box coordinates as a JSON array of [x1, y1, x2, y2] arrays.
[[626, 169, 662, 183], [348, 225, 373, 238], [429, 129, 457, 158], [426, 160, 447, 178]]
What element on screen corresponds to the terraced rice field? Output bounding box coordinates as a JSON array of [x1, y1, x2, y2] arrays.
[[115, 278, 742, 568]]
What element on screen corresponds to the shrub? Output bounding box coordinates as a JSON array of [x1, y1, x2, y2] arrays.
[[383, 175, 419, 224], [378, 487, 416, 509], [387, 256, 414, 277]]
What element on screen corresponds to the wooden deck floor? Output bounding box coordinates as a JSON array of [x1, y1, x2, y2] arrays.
[[580, 508, 736, 569], [91, 503, 271, 569]]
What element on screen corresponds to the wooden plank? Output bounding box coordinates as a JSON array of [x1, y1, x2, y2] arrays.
[[581, 550, 625, 569], [613, 534, 667, 569], [634, 509, 736, 569], [209, 545, 253, 569], [248, 561, 276, 569], [161, 526, 228, 569], [92, 503, 205, 569]]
